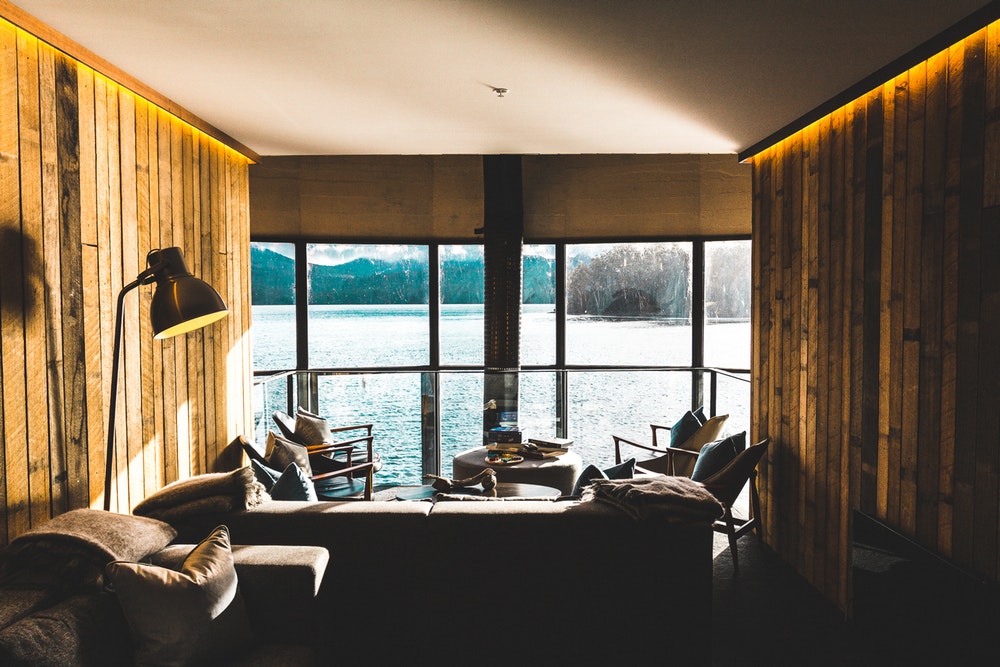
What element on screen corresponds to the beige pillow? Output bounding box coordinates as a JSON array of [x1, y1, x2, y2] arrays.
[[293, 408, 333, 445], [105, 525, 253, 666], [673, 414, 729, 477], [266, 431, 314, 478]]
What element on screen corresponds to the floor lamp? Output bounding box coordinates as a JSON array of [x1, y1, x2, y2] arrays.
[[103, 247, 229, 511]]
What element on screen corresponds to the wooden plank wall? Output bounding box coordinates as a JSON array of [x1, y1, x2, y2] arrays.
[[751, 23, 1000, 612], [0, 20, 253, 544]]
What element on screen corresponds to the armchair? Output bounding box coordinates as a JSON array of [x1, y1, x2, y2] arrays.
[[273, 408, 383, 479], [663, 437, 770, 574], [612, 412, 728, 476], [238, 434, 374, 500]]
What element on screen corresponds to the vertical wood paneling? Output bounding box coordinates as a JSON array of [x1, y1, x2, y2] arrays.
[[0, 20, 22, 543], [17, 29, 49, 529], [752, 23, 1000, 608], [0, 17, 253, 543]]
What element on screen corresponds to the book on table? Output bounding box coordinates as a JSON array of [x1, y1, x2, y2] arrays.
[[528, 436, 574, 449]]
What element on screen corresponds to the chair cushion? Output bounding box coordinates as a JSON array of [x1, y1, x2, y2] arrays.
[[571, 458, 635, 496], [105, 525, 253, 666], [672, 414, 730, 477], [669, 410, 703, 448], [266, 431, 314, 477], [691, 431, 747, 482], [293, 408, 334, 445]]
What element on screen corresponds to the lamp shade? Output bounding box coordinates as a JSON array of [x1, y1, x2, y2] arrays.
[[147, 247, 229, 339]]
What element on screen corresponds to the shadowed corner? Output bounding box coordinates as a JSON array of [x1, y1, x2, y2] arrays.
[[0, 226, 41, 318]]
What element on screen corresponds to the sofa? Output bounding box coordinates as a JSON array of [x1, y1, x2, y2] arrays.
[[161, 473, 723, 666], [0, 509, 329, 666]]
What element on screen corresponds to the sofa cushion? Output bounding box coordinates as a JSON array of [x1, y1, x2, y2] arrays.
[[691, 431, 747, 482], [250, 460, 281, 492], [0, 592, 132, 667], [106, 525, 253, 666], [270, 464, 318, 502], [571, 457, 635, 496]]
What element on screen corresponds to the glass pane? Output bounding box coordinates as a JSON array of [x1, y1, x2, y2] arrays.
[[566, 242, 692, 366], [250, 242, 297, 371], [704, 240, 752, 369], [566, 370, 692, 468], [317, 372, 424, 486], [440, 245, 484, 365], [306, 244, 429, 368], [714, 371, 751, 440], [440, 371, 484, 473], [519, 370, 558, 438], [522, 244, 556, 366]]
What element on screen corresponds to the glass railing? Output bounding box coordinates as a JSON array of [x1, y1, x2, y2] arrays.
[[252, 367, 750, 487]]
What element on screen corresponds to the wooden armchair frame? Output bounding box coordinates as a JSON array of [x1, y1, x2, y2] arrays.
[[239, 434, 375, 500], [665, 438, 770, 574], [273, 409, 381, 479]]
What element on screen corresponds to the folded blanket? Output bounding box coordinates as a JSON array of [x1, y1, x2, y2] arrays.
[[132, 467, 268, 522], [0, 510, 177, 595], [581, 475, 724, 523]]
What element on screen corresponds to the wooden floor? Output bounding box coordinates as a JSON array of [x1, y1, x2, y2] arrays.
[[712, 536, 1000, 666]]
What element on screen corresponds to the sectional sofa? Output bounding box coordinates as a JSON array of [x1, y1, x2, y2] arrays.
[[170, 490, 719, 665]]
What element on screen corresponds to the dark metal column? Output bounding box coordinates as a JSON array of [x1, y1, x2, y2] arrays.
[[481, 155, 523, 440]]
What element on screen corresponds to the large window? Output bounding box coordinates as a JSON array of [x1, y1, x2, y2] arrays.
[[566, 242, 692, 366], [250, 238, 751, 484], [307, 244, 429, 368]]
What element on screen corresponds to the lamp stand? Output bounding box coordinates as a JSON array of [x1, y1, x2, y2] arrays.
[[101, 247, 228, 512], [103, 272, 155, 511]]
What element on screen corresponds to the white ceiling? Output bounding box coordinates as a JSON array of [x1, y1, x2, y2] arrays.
[[10, 0, 995, 156]]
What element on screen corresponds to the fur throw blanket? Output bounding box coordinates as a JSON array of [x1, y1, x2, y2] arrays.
[[581, 475, 724, 523], [132, 467, 267, 523], [0, 510, 177, 593]]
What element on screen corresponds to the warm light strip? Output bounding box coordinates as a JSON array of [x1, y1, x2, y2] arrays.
[[0, 1, 258, 162], [741, 9, 1000, 162]]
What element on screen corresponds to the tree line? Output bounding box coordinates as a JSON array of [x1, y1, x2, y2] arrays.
[[251, 244, 749, 320]]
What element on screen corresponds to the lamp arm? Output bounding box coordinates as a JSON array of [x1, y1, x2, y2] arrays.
[[102, 267, 160, 512]]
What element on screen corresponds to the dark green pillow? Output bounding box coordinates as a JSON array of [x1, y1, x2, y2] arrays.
[[693, 406, 707, 424], [691, 431, 747, 482], [250, 459, 280, 492], [269, 463, 318, 501], [670, 410, 703, 447], [571, 457, 635, 496]]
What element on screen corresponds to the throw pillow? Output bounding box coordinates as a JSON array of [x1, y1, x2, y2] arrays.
[[691, 431, 747, 482], [672, 414, 730, 477], [293, 408, 333, 445], [669, 411, 703, 448], [693, 405, 707, 424], [266, 431, 314, 478], [571, 457, 636, 496], [105, 525, 253, 666], [269, 463, 318, 501], [250, 459, 281, 492]]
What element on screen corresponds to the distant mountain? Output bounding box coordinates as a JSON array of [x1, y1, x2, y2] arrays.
[[251, 246, 556, 305], [250, 246, 295, 304]]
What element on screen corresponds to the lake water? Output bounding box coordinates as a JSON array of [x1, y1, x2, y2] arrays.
[[251, 304, 751, 485]]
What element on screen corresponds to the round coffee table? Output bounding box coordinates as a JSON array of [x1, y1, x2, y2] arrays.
[[394, 481, 560, 500], [451, 446, 583, 495]]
